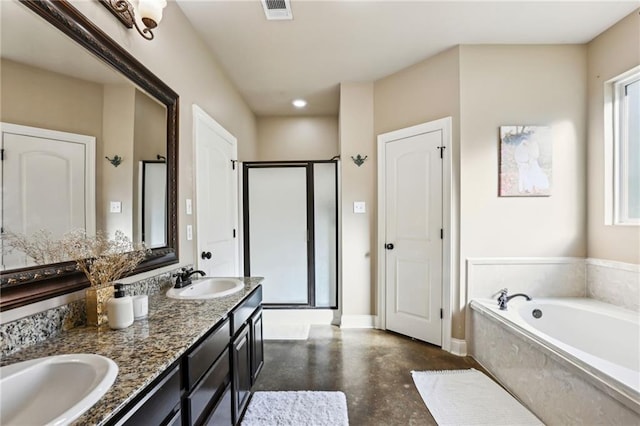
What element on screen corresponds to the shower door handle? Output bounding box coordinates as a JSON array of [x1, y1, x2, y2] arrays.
[[385, 243, 394, 250]]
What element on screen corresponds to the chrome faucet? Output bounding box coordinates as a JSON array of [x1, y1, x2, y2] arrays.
[[497, 288, 532, 310], [172, 267, 206, 288]]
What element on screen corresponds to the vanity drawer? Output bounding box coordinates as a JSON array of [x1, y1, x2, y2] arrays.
[[204, 384, 232, 425], [186, 318, 230, 390], [230, 286, 262, 335], [120, 365, 181, 426], [186, 348, 231, 425]]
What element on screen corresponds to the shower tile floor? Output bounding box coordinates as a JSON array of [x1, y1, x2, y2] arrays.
[[252, 325, 485, 425]]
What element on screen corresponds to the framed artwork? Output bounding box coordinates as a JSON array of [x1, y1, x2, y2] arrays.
[[499, 125, 552, 197]]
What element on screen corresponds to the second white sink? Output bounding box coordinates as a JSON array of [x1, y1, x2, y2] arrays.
[[0, 353, 118, 426], [166, 277, 244, 300]]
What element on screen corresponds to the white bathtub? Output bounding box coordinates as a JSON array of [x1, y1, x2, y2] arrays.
[[470, 297, 640, 422]]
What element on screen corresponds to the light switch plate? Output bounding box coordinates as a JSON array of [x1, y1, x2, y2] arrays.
[[186, 225, 193, 241], [353, 201, 366, 213], [186, 199, 192, 215], [110, 201, 122, 213]]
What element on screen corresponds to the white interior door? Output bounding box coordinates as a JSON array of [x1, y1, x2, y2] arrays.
[[1, 123, 95, 270], [194, 106, 238, 277], [383, 129, 443, 345]]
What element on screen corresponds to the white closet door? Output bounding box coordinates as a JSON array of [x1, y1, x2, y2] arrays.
[[1, 124, 94, 270], [248, 167, 308, 304]]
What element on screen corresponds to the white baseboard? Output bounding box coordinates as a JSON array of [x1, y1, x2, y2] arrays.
[[262, 309, 334, 325], [449, 338, 467, 356], [340, 314, 375, 328]]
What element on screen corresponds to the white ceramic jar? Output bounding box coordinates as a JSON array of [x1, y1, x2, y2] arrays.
[[107, 284, 134, 329]]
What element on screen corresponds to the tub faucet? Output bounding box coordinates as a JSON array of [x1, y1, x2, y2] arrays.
[[497, 288, 532, 310], [172, 267, 206, 288]]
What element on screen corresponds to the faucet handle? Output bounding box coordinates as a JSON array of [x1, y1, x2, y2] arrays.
[[499, 288, 508, 295]]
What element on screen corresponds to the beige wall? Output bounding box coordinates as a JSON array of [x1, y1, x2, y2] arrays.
[[70, 0, 258, 271], [339, 83, 376, 316], [374, 47, 461, 138], [459, 44, 588, 336], [0, 59, 104, 138], [370, 45, 587, 339], [256, 116, 338, 161], [587, 10, 640, 264], [374, 47, 462, 326]]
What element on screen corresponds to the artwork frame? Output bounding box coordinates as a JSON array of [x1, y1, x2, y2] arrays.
[[499, 125, 552, 197]]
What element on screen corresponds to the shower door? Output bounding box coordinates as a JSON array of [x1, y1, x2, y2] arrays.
[[243, 161, 338, 308]]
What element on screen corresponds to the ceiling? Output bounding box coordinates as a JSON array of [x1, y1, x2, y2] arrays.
[[177, 1, 637, 116]]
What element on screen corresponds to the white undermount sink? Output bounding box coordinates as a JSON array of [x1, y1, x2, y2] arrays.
[[166, 277, 244, 300], [0, 353, 118, 426]]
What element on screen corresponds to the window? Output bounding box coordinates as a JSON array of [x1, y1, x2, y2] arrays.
[[607, 67, 640, 225]]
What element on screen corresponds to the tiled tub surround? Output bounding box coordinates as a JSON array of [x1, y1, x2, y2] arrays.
[[0, 269, 181, 357], [587, 258, 640, 313], [466, 257, 587, 302], [0, 277, 263, 425], [469, 299, 640, 425], [466, 257, 639, 311]]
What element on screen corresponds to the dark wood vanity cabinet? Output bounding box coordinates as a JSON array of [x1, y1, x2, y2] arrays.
[[231, 324, 252, 424], [230, 286, 263, 425], [184, 318, 232, 425], [118, 365, 182, 426], [110, 286, 263, 426], [250, 308, 264, 384]]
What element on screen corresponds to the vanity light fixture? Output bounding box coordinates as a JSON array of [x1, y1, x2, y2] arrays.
[[292, 99, 307, 108], [100, 0, 167, 41]]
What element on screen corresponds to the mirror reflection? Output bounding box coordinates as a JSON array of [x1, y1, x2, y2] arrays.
[[0, 0, 168, 271]]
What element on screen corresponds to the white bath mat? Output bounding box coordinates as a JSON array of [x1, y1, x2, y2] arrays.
[[263, 323, 310, 340], [412, 369, 543, 426], [242, 391, 349, 425]]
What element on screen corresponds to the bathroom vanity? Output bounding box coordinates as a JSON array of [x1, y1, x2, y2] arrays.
[[0, 277, 263, 426]]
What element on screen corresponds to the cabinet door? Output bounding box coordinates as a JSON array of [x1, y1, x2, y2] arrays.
[[232, 325, 251, 425], [250, 308, 264, 384]]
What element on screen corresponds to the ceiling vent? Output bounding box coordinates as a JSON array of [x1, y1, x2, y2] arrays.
[[261, 0, 293, 20]]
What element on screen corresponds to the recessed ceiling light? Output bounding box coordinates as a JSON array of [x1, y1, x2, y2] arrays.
[[292, 99, 307, 108]]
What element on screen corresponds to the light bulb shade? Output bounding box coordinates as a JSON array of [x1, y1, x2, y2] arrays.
[[138, 0, 166, 27]]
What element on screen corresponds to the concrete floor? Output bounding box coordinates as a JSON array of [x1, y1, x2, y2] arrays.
[[253, 325, 485, 425]]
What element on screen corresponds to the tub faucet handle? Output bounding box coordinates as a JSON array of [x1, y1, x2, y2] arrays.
[[497, 288, 509, 310]]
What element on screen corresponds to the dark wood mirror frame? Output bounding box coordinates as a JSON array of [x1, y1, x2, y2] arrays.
[[0, 0, 179, 311]]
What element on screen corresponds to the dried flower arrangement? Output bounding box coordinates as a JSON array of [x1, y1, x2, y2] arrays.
[[60, 229, 150, 288], [3, 229, 150, 288], [2, 229, 68, 265]]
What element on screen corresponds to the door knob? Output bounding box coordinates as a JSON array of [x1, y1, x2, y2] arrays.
[[385, 243, 394, 250], [201, 251, 212, 260]]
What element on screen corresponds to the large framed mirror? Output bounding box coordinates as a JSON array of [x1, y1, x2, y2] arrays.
[[0, 0, 179, 310]]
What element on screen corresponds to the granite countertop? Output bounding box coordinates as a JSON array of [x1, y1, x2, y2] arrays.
[[0, 277, 263, 425]]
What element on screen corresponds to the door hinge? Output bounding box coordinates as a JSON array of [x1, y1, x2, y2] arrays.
[[437, 146, 446, 159], [231, 159, 237, 170], [440, 308, 443, 319], [440, 228, 443, 239], [233, 228, 236, 238], [1, 148, 4, 161]]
